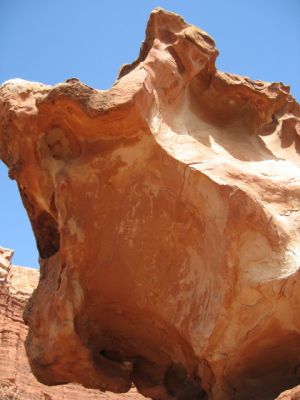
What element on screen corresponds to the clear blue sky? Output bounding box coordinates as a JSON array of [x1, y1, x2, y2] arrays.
[[0, 0, 299, 268]]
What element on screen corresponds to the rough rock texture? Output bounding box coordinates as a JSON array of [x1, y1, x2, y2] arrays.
[[0, 8, 300, 400], [275, 386, 300, 400], [0, 246, 145, 399]]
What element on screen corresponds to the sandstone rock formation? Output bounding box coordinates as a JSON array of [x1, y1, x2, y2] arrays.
[[275, 385, 300, 400], [0, 8, 300, 400], [0, 246, 145, 399]]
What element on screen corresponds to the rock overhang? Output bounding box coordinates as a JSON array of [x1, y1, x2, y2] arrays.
[[0, 8, 300, 400]]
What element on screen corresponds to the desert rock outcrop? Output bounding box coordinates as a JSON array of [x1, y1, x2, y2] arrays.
[[0, 8, 300, 400], [0, 246, 145, 399]]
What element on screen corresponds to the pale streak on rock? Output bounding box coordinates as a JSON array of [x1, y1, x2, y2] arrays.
[[0, 7, 300, 400]]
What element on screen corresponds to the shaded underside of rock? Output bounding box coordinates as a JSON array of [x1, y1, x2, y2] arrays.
[[0, 8, 300, 400]]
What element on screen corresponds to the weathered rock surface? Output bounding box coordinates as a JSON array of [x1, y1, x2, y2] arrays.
[[0, 246, 145, 399], [275, 385, 300, 400], [0, 8, 300, 400]]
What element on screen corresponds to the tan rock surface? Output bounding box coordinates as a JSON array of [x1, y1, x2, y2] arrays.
[[0, 246, 145, 399], [0, 8, 300, 400], [276, 385, 300, 400]]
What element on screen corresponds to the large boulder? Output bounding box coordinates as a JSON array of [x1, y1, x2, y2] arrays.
[[0, 8, 299, 400]]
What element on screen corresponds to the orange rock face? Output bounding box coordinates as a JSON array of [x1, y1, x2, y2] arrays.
[[0, 8, 300, 400], [0, 247, 144, 399]]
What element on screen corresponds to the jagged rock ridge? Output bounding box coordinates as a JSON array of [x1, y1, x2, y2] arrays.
[[0, 8, 300, 400]]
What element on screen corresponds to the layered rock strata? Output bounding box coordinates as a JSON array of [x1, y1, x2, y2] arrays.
[[0, 246, 144, 399], [0, 8, 300, 400]]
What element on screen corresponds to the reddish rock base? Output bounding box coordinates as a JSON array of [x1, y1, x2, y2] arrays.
[[0, 247, 145, 400]]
